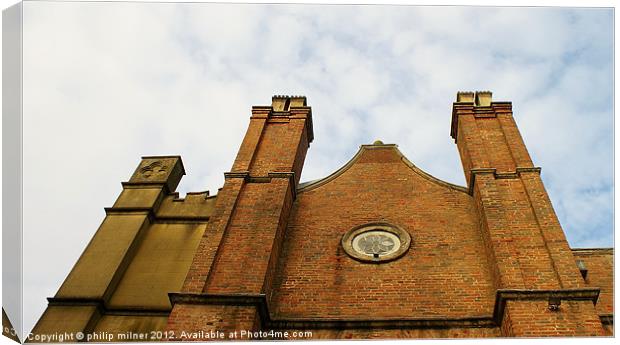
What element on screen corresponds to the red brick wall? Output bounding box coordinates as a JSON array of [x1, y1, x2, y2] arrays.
[[167, 304, 258, 341], [180, 178, 245, 294], [166, 96, 610, 339], [492, 178, 562, 289], [205, 179, 293, 293], [249, 122, 303, 175], [204, 108, 309, 294], [271, 146, 496, 319], [572, 249, 613, 315], [502, 300, 604, 337], [454, 99, 605, 336], [167, 100, 312, 337]]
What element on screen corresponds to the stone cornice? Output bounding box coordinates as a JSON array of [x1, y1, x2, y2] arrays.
[[468, 167, 542, 195], [104, 206, 152, 214], [492, 288, 600, 325], [47, 297, 103, 307], [121, 181, 169, 189], [271, 316, 495, 330], [168, 288, 603, 330], [450, 103, 474, 141], [169, 293, 267, 306], [48, 288, 605, 331], [571, 248, 614, 256], [151, 216, 211, 222], [250, 106, 272, 117], [450, 101, 513, 142], [223, 171, 297, 199], [224, 171, 250, 179], [168, 292, 495, 329], [47, 297, 171, 315], [103, 207, 210, 222], [169, 293, 271, 327]]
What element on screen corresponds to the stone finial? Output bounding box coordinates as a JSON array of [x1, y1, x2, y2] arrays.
[[129, 156, 185, 192], [474, 91, 492, 106], [456, 91, 475, 103], [372, 140, 384, 145]]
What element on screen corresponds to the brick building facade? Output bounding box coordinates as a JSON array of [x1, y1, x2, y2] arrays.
[[30, 92, 613, 340]]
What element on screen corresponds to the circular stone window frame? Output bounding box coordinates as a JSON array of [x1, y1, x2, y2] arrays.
[[341, 222, 412, 263]]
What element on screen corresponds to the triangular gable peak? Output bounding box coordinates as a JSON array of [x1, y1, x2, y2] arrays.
[[298, 141, 468, 194]]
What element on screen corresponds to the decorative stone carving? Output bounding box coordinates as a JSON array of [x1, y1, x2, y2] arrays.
[[128, 156, 185, 192], [139, 161, 168, 179], [354, 231, 398, 256], [341, 222, 411, 263]]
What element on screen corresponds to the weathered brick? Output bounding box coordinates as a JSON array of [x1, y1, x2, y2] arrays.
[[166, 93, 611, 339]]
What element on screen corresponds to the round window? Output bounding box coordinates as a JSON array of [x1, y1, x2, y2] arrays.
[[341, 222, 411, 263]]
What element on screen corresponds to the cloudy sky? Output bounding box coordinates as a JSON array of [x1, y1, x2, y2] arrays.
[[13, 1, 616, 336]]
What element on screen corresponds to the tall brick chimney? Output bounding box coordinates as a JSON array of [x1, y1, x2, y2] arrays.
[[451, 91, 603, 336], [166, 96, 313, 336]]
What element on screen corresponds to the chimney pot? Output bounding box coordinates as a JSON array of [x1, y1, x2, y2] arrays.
[[456, 91, 475, 103], [474, 91, 493, 106]]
